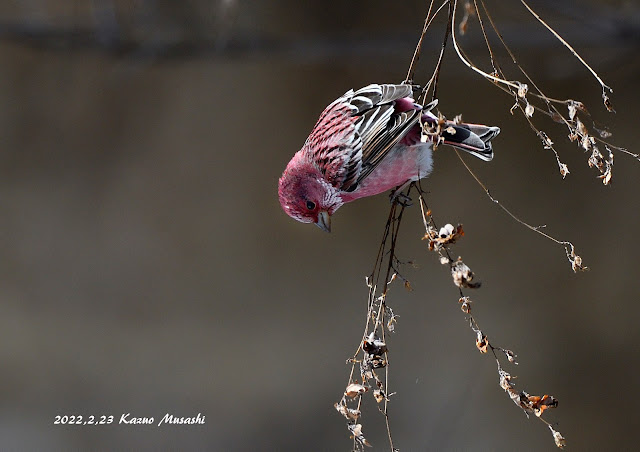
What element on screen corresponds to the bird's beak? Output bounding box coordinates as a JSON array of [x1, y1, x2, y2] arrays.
[[315, 210, 331, 233]]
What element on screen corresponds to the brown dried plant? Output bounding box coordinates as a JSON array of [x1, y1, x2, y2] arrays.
[[333, 0, 629, 450]]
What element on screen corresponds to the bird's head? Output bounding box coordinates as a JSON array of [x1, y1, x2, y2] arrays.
[[278, 155, 340, 232]]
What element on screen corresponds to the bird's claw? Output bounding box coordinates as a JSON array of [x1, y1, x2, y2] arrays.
[[390, 190, 413, 207]]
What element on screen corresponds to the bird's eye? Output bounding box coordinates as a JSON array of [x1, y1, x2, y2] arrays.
[[306, 200, 316, 210]]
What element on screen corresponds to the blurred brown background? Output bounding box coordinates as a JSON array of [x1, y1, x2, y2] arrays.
[[0, 0, 638, 450]]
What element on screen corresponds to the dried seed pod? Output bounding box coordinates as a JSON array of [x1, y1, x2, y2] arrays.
[[517, 83, 529, 98], [529, 394, 558, 417], [373, 389, 385, 403], [363, 333, 387, 356], [475, 331, 489, 353], [429, 224, 464, 251], [334, 403, 360, 421], [348, 423, 372, 447], [499, 370, 513, 391], [538, 131, 553, 149], [459, 296, 472, 314], [603, 94, 615, 113], [451, 257, 481, 289], [503, 349, 518, 364], [549, 425, 567, 449], [368, 357, 387, 369], [559, 163, 570, 178], [525, 102, 534, 117], [345, 383, 368, 398], [439, 223, 455, 238]]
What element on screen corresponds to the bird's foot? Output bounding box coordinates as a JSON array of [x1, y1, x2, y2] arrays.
[[390, 189, 413, 207]]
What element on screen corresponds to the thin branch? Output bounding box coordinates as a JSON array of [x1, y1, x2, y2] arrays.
[[404, 0, 437, 84], [450, 0, 522, 90], [520, 0, 614, 106], [423, 0, 454, 103], [453, 149, 586, 272]]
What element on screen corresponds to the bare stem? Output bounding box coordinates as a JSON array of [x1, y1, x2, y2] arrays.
[[453, 148, 586, 271], [450, 0, 521, 90], [520, 0, 613, 96], [404, 0, 437, 84]]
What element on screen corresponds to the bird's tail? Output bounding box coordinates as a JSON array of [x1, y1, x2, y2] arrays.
[[440, 123, 500, 162]]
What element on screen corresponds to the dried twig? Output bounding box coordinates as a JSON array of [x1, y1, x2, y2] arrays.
[[519, 0, 614, 112], [334, 0, 630, 449], [453, 149, 586, 272], [416, 183, 565, 446]]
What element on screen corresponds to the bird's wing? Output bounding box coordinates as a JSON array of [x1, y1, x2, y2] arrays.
[[346, 84, 414, 112], [344, 84, 424, 192], [305, 84, 425, 192], [348, 106, 420, 191]]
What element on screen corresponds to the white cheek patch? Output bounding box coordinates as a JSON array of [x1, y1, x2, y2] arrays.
[[318, 178, 343, 211]]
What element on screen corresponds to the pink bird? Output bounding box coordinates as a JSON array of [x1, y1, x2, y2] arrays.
[[278, 83, 500, 232]]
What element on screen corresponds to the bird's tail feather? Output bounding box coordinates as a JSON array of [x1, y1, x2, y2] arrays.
[[441, 123, 500, 161]]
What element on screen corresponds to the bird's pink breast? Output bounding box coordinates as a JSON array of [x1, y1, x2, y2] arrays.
[[340, 142, 433, 203]]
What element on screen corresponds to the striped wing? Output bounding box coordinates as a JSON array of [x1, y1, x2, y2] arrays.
[[304, 84, 428, 192]]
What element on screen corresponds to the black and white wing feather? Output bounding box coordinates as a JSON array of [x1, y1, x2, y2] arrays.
[[339, 84, 425, 192], [305, 84, 436, 192]]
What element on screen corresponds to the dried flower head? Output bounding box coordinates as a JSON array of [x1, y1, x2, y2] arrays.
[[502, 349, 518, 364], [549, 425, 567, 449], [525, 102, 534, 117], [345, 383, 368, 399], [373, 389, 386, 403], [538, 131, 554, 149], [567, 246, 588, 272], [424, 222, 464, 250], [559, 163, 570, 178], [348, 423, 372, 448], [363, 333, 387, 356], [365, 355, 387, 370], [334, 403, 360, 421], [575, 117, 588, 137], [475, 330, 489, 353], [451, 257, 481, 289], [517, 83, 529, 98], [528, 394, 558, 417], [508, 388, 527, 411], [459, 296, 472, 313], [603, 94, 615, 113], [499, 369, 513, 391]]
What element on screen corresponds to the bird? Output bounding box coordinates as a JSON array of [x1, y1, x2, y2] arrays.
[[278, 83, 500, 232]]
